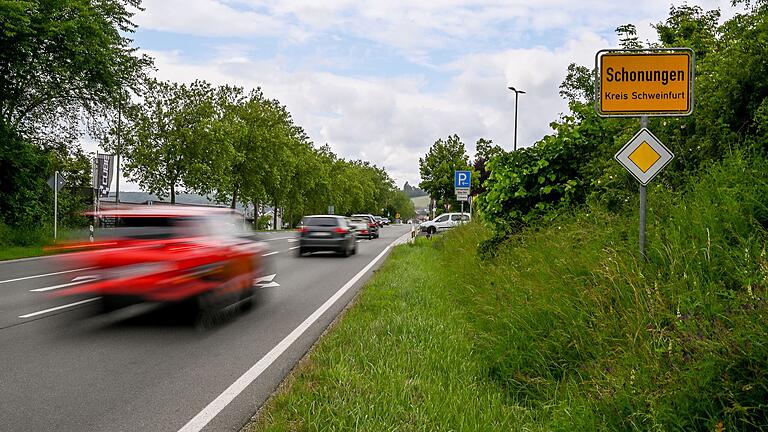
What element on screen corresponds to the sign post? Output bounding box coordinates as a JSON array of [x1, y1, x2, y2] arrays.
[[596, 48, 692, 257], [47, 171, 66, 240], [639, 117, 648, 257]]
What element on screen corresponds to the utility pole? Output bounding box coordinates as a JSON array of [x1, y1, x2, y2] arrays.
[[508, 86, 526, 151]]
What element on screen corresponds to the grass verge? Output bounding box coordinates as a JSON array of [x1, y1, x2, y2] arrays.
[[247, 154, 768, 431], [247, 238, 531, 431], [0, 245, 47, 261]]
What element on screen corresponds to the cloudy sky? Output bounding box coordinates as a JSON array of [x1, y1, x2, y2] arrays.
[[104, 0, 739, 191]]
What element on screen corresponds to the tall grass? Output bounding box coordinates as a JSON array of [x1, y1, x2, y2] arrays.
[[441, 153, 768, 430]]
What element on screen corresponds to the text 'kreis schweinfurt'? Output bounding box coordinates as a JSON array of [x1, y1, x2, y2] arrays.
[[603, 67, 687, 101]]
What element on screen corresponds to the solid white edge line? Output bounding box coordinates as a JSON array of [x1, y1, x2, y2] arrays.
[[288, 246, 300, 250], [30, 278, 96, 292], [177, 233, 408, 432], [18, 297, 101, 319], [0, 267, 95, 285], [261, 251, 279, 257]]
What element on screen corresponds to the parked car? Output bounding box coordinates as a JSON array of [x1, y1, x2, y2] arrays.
[[351, 214, 379, 238], [348, 217, 373, 239], [296, 215, 357, 256], [419, 212, 471, 235], [53, 206, 269, 321]]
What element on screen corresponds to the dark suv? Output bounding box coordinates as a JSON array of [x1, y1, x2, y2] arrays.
[[351, 214, 379, 239], [296, 215, 357, 257]]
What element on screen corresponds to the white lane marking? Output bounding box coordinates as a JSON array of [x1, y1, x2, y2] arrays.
[[262, 237, 293, 242], [0, 267, 95, 285], [287, 239, 298, 243], [256, 281, 280, 288], [177, 234, 407, 432], [261, 251, 279, 257], [18, 297, 101, 319], [288, 246, 300, 250], [30, 276, 98, 292]]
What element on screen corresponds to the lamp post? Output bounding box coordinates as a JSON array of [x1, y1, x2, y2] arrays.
[[508, 86, 525, 151]]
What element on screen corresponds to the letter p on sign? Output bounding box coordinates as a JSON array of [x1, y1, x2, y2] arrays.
[[454, 171, 471, 188]]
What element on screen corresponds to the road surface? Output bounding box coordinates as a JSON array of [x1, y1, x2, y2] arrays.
[[0, 224, 411, 431]]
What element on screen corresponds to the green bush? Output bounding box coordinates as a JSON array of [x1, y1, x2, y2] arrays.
[[256, 214, 271, 230], [0, 223, 49, 247]]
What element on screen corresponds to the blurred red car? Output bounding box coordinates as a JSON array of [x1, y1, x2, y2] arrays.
[[54, 206, 268, 318]]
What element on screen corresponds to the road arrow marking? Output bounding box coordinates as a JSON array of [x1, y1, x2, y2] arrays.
[[256, 281, 280, 288], [253, 274, 276, 284]]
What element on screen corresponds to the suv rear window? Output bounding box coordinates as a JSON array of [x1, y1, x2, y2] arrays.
[[303, 217, 340, 227]]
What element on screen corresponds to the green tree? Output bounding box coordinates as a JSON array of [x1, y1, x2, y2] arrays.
[[616, 24, 643, 49], [419, 134, 473, 212], [123, 79, 233, 203], [0, 0, 151, 145], [472, 138, 504, 196]]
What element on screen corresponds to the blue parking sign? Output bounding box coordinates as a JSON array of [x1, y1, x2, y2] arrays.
[[454, 171, 471, 188]]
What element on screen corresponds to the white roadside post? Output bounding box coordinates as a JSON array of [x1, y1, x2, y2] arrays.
[[596, 48, 693, 258]]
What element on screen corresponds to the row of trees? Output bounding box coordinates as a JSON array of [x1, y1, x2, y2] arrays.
[[0, 1, 413, 234], [113, 79, 414, 226]]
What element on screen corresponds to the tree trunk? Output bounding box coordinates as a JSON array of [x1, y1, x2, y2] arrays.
[[230, 185, 238, 209], [272, 199, 278, 230], [170, 185, 176, 204], [253, 200, 259, 227]]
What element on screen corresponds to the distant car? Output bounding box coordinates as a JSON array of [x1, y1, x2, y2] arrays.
[[351, 214, 379, 238], [348, 217, 373, 239], [296, 215, 357, 256], [53, 206, 269, 321], [374, 216, 385, 227], [382, 217, 390, 225], [419, 212, 471, 235]]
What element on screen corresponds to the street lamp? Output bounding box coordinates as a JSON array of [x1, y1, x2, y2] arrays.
[[508, 86, 525, 151]]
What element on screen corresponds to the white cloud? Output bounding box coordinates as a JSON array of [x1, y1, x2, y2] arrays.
[[136, 29, 607, 187]]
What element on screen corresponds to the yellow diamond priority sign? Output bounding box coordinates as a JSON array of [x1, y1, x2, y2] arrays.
[[615, 128, 673, 185]]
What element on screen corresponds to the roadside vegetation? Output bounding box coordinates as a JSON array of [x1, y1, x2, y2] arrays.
[[252, 3, 768, 430], [250, 152, 768, 431]]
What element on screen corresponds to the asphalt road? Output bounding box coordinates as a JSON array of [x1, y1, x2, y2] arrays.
[[0, 224, 412, 432]]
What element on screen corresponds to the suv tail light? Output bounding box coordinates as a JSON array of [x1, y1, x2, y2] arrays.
[[368, 223, 375, 228], [297, 227, 308, 233], [334, 227, 349, 234]]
